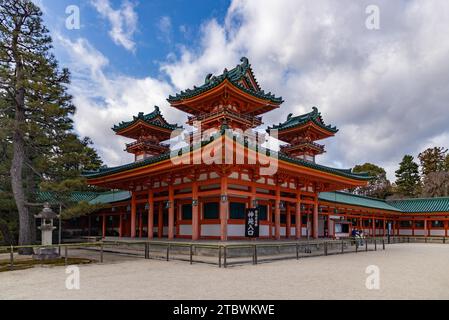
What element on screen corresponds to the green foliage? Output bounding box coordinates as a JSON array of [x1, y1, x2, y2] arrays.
[[395, 155, 421, 197], [61, 202, 107, 220], [418, 147, 448, 177], [352, 163, 392, 199], [0, 0, 103, 244]]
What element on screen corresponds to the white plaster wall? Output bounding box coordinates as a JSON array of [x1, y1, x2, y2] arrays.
[[301, 227, 309, 236], [201, 224, 221, 237], [414, 229, 426, 236], [399, 229, 412, 235], [280, 227, 286, 236], [228, 224, 245, 237], [179, 224, 192, 236], [430, 230, 445, 236], [260, 225, 269, 237]]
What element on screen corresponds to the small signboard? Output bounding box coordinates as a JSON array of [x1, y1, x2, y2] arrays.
[[245, 208, 259, 238]]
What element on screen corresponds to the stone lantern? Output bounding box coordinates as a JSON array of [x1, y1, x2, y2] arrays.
[[34, 203, 60, 259]]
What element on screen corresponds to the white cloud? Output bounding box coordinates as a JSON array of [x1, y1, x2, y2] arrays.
[[91, 0, 138, 52], [159, 0, 449, 181], [56, 36, 184, 167], [56, 0, 449, 182]]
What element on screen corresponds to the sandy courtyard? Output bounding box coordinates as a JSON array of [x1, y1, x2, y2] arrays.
[[0, 243, 448, 300]]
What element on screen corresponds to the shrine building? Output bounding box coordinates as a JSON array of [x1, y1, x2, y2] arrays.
[[76, 57, 449, 241]]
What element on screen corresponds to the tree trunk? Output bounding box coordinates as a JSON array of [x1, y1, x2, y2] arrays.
[[10, 29, 33, 255]]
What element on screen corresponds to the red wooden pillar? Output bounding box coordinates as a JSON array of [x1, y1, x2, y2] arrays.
[[274, 185, 281, 240], [268, 201, 273, 238], [286, 203, 291, 238], [130, 191, 137, 238], [295, 192, 301, 239], [444, 220, 449, 237], [119, 213, 123, 238], [168, 185, 175, 239], [158, 204, 163, 238], [327, 213, 332, 238], [102, 214, 106, 238], [220, 176, 228, 241], [313, 197, 319, 239], [372, 217, 375, 237], [192, 181, 200, 240], [148, 191, 154, 239], [139, 212, 143, 238]]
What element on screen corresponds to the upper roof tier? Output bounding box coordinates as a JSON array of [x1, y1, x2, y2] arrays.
[[112, 106, 182, 140], [267, 107, 338, 142], [167, 57, 283, 116]]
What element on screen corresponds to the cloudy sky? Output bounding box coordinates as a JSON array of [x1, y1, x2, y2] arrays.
[[34, 0, 449, 181]]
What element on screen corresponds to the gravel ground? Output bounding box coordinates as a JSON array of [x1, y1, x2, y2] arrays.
[[0, 243, 448, 300]]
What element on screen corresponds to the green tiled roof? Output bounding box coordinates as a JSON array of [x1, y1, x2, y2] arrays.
[[319, 191, 402, 212], [167, 57, 283, 104], [89, 190, 131, 205], [112, 106, 182, 132], [267, 107, 338, 133], [387, 197, 449, 213], [37, 191, 99, 204], [83, 128, 370, 181]]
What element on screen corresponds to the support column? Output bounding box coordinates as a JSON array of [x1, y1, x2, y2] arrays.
[[158, 204, 163, 238], [250, 185, 256, 208], [383, 219, 386, 236], [424, 219, 428, 237], [148, 191, 154, 239], [445, 220, 448, 237], [192, 181, 200, 240], [130, 191, 137, 238], [295, 193, 301, 240], [119, 213, 123, 238], [220, 176, 228, 241], [102, 214, 106, 238], [327, 213, 332, 238], [372, 217, 375, 237], [286, 203, 291, 238], [275, 185, 281, 240], [139, 212, 143, 238], [313, 197, 318, 239], [268, 201, 273, 238], [168, 185, 175, 239]]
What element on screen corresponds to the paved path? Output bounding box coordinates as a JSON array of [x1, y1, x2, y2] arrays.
[[1, 243, 448, 300]]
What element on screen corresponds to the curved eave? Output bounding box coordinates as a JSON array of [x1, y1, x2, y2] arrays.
[[268, 119, 338, 137], [168, 78, 283, 112], [113, 119, 181, 138], [85, 133, 370, 187]]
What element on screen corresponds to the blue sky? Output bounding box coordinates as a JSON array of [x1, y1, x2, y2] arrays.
[[38, 0, 230, 78], [33, 1, 449, 181]]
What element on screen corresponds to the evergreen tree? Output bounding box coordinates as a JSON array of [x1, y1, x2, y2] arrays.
[[352, 163, 392, 199], [0, 1, 103, 249], [395, 155, 421, 197]]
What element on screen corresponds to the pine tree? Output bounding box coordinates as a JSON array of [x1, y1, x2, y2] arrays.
[[0, 1, 103, 249], [395, 155, 421, 197]]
